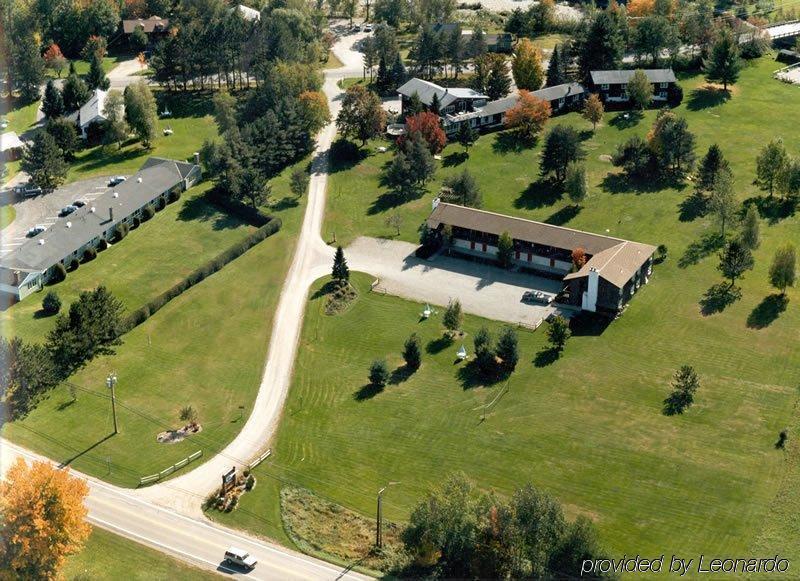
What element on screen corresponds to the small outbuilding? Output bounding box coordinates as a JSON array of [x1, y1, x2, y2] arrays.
[[0, 131, 24, 160]]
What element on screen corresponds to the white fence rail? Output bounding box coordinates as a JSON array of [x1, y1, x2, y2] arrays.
[[249, 449, 272, 470], [138, 450, 203, 487]]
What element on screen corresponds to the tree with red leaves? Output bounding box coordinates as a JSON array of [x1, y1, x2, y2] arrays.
[[402, 111, 446, 154], [43, 44, 67, 78], [571, 247, 587, 269], [504, 90, 551, 142]]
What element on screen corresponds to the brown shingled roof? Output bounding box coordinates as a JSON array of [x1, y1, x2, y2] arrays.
[[123, 16, 169, 34], [427, 203, 655, 288]]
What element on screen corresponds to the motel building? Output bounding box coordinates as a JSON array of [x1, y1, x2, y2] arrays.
[[426, 201, 657, 314]]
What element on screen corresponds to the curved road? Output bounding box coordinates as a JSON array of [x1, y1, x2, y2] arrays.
[[2, 27, 371, 579]]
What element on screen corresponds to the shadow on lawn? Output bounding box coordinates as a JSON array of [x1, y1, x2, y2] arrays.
[[678, 191, 708, 222], [426, 335, 454, 354], [686, 86, 731, 111], [329, 139, 369, 174], [747, 294, 788, 329], [310, 280, 338, 300], [744, 195, 797, 225], [156, 91, 215, 118], [514, 178, 562, 210], [73, 146, 144, 174], [545, 204, 581, 226], [609, 111, 643, 130], [443, 151, 468, 167], [534, 346, 561, 367], [570, 311, 612, 336], [678, 232, 725, 268], [354, 383, 383, 401], [456, 361, 506, 390], [600, 172, 681, 195], [492, 131, 531, 154], [368, 187, 424, 215], [177, 192, 244, 230], [699, 282, 741, 316], [389, 364, 416, 385]]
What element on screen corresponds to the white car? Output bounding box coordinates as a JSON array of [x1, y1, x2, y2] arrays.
[[108, 176, 127, 186], [224, 547, 257, 570], [27, 225, 46, 237], [363, 24, 373, 32], [523, 290, 554, 305]]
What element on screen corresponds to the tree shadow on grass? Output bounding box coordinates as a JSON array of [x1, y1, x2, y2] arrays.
[[678, 232, 725, 268], [354, 383, 384, 401], [157, 91, 215, 118], [456, 361, 504, 390], [699, 282, 742, 316], [743, 195, 798, 225], [514, 178, 562, 210], [534, 347, 561, 367], [686, 85, 731, 111], [492, 131, 531, 155], [608, 111, 643, 130], [426, 335, 454, 354], [310, 280, 338, 300], [545, 204, 581, 226], [367, 187, 424, 215], [443, 151, 468, 167], [600, 172, 679, 195], [662, 393, 688, 416], [271, 196, 300, 212], [746, 294, 789, 329], [678, 191, 708, 222], [33, 309, 55, 319], [72, 146, 143, 174], [177, 193, 243, 230], [389, 365, 416, 385]]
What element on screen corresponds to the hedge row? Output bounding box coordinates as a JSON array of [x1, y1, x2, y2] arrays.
[[123, 217, 282, 331], [207, 190, 272, 227]]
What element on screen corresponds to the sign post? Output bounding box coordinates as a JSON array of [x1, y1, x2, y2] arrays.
[[221, 466, 236, 494]]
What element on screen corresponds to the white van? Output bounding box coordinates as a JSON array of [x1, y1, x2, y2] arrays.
[[224, 547, 257, 570]]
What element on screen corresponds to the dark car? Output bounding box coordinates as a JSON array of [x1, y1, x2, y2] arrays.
[[73, 200, 87, 208], [59, 205, 77, 217]]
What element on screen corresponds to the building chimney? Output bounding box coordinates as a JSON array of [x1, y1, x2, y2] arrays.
[[109, 207, 114, 223], [12, 270, 20, 285], [193, 152, 200, 165]]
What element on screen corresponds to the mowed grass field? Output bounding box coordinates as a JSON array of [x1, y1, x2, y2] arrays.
[[2, 159, 310, 487], [0, 182, 255, 343], [63, 527, 219, 580], [226, 57, 800, 562]]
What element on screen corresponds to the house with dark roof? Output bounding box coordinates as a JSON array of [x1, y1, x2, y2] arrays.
[[0, 158, 201, 303], [66, 89, 110, 139], [122, 15, 170, 35], [426, 201, 656, 314], [589, 69, 679, 105], [397, 78, 489, 118]]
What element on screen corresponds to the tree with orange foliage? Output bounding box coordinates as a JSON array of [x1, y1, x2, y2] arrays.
[[43, 44, 67, 78], [403, 111, 447, 154], [572, 247, 587, 268], [504, 91, 552, 142], [298, 90, 331, 134], [0, 458, 91, 580], [627, 0, 655, 17]]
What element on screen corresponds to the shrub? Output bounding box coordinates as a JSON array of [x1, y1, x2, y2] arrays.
[[82, 246, 97, 262], [656, 244, 668, 263], [168, 189, 181, 203], [245, 474, 256, 491], [776, 429, 788, 449], [51, 263, 67, 283], [115, 222, 129, 242], [42, 292, 61, 315], [155, 197, 167, 211], [97, 237, 109, 251], [67, 258, 79, 272], [131, 216, 141, 229], [142, 204, 155, 221], [207, 190, 271, 227], [667, 85, 684, 108], [369, 359, 389, 388]]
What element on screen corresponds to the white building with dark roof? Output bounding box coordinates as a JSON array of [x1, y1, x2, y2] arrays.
[[0, 158, 201, 303], [66, 89, 110, 139]]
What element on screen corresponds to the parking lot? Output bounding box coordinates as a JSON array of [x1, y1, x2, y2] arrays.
[[0, 176, 124, 256], [346, 237, 576, 328]]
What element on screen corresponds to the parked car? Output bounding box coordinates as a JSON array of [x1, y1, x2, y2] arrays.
[[223, 547, 257, 570], [72, 200, 87, 208], [59, 205, 77, 217], [352, 24, 361, 32], [108, 176, 127, 186], [363, 23, 373, 32], [22, 185, 43, 197], [522, 290, 554, 305], [27, 225, 46, 237]]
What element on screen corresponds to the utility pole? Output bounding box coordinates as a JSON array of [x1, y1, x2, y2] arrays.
[[376, 481, 400, 548], [106, 373, 118, 434]]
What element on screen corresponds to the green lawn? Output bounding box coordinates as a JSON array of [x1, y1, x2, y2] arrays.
[[64, 527, 219, 580], [227, 56, 800, 562], [2, 98, 39, 135], [67, 92, 219, 183], [0, 205, 15, 229], [2, 159, 310, 487], [47, 56, 120, 80], [0, 182, 255, 344]]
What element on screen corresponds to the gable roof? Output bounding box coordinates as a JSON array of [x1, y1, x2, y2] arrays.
[[66, 89, 108, 128], [427, 203, 655, 287], [0, 131, 23, 152], [590, 69, 676, 85], [234, 4, 261, 21], [0, 158, 198, 274], [397, 78, 487, 108], [532, 82, 586, 102], [123, 16, 169, 34]]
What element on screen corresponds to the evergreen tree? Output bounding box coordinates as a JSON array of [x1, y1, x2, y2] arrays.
[[390, 53, 407, 89], [405, 132, 436, 185], [540, 125, 584, 183], [696, 144, 729, 193], [495, 326, 519, 371], [430, 92, 441, 115], [473, 326, 496, 376], [42, 81, 65, 119], [332, 246, 350, 283], [457, 121, 478, 154], [664, 365, 700, 415], [704, 27, 742, 91], [718, 239, 754, 287], [62, 73, 90, 112], [376, 56, 390, 91], [545, 44, 567, 87], [577, 10, 625, 82], [446, 26, 465, 79], [21, 132, 68, 192], [369, 359, 389, 387], [403, 333, 422, 370], [45, 118, 79, 161], [769, 244, 797, 296], [86, 52, 110, 90], [443, 170, 482, 207], [11, 35, 45, 102], [467, 27, 487, 58], [547, 315, 571, 350], [565, 162, 588, 207], [486, 55, 511, 100], [740, 205, 760, 250]]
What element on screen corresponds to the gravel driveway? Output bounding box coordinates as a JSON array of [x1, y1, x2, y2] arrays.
[[346, 236, 574, 327]]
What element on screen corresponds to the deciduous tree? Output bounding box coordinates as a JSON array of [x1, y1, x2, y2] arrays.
[[512, 39, 545, 91], [740, 205, 760, 250], [663, 365, 699, 414], [769, 244, 796, 296], [46, 117, 80, 161], [102, 90, 128, 149], [124, 81, 158, 148], [504, 91, 551, 142], [708, 170, 737, 238], [62, 73, 90, 112], [755, 138, 788, 197], [43, 44, 67, 77], [565, 162, 588, 207], [42, 81, 65, 120], [457, 121, 478, 154], [495, 326, 519, 371], [497, 231, 514, 268], [582, 94, 604, 131], [290, 167, 309, 197], [443, 299, 463, 333], [442, 170, 482, 208], [336, 85, 387, 147], [404, 111, 446, 154], [547, 315, 571, 350], [628, 69, 653, 110]]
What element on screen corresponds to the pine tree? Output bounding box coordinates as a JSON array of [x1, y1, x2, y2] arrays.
[[565, 162, 588, 207], [332, 246, 350, 284], [443, 299, 463, 333], [21, 132, 68, 192], [430, 92, 441, 114], [546, 44, 567, 87], [457, 121, 478, 154], [86, 52, 110, 90], [376, 56, 389, 91], [403, 333, 422, 370], [704, 28, 742, 91], [42, 80, 65, 119], [390, 53, 407, 89], [718, 239, 754, 287], [495, 326, 519, 371], [486, 56, 511, 100], [697, 144, 729, 193], [369, 359, 389, 387], [62, 73, 90, 112], [473, 326, 496, 376], [740, 205, 760, 250], [664, 365, 700, 415]]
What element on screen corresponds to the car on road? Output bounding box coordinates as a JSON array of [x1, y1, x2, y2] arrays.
[[59, 205, 77, 217], [22, 185, 43, 197], [224, 547, 257, 570], [72, 200, 87, 208], [363, 23, 373, 32], [108, 176, 127, 186], [27, 225, 46, 237], [522, 290, 554, 305], [352, 24, 361, 32]]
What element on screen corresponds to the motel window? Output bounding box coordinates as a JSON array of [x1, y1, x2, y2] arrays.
[[659, 92, 667, 99], [558, 98, 565, 107], [601, 84, 609, 90], [660, 82, 669, 88]]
